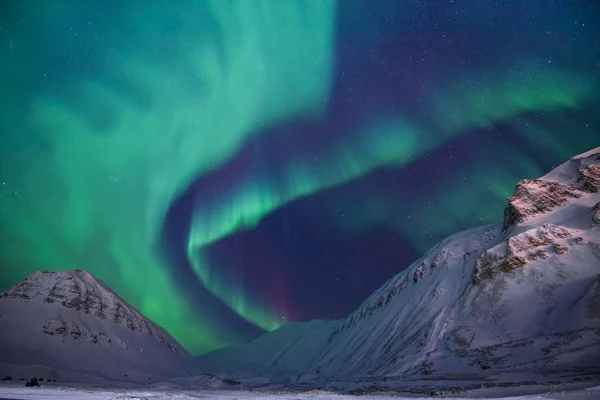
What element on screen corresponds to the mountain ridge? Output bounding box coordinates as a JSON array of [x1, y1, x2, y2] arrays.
[[1, 269, 188, 356], [0, 269, 193, 382], [1, 147, 598, 387], [199, 147, 600, 384]]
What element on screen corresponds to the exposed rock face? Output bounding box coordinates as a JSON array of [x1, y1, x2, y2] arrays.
[[200, 148, 600, 383], [40, 319, 113, 345], [472, 224, 583, 284], [593, 202, 600, 227], [0, 270, 193, 382], [41, 319, 67, 336], [312, 150, 600, 379], [502, 179, 581, 230], [0, 270, 186, 357], [578, 163, 600, 192], [503, 149, 600, 230]]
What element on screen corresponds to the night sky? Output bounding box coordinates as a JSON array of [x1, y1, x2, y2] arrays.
[[1, 0, 599, 355]]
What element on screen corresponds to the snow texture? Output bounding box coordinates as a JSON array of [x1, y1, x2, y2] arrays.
[[0, 270, 193, 382], [0, 382, 599, 400], [199, 147, 600, 383], [1, 148, 600, 394]]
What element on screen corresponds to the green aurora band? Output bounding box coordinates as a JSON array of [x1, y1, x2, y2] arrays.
[[187, 65, 597, 323], [0, 0, 336, 354], [0, 0, 598, 354]]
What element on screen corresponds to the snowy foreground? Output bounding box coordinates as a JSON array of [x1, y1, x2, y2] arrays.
[[0, 384, 600, 400]]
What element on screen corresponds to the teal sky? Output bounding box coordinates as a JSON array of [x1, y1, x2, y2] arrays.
[[0, 0, 598, 354]]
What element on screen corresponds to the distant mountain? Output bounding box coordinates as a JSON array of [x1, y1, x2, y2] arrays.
[[200, 147, 600, 383], [0, 270, 193, 382]]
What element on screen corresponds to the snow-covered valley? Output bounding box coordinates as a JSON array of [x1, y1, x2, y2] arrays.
[[0, 382, 599, 400], [199, 148, 600, 384], [1, 148, 599, 398]]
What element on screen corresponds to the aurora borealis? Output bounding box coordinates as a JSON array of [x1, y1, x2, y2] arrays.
[[0, 0, 599, 355]]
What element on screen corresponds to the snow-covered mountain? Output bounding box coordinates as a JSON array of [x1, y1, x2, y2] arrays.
[[200, 319, 341, 377], [200, 147, 600, 383], [0, 270, 193, 382]]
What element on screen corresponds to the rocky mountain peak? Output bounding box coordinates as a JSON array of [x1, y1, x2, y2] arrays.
[[502, 148, 600, 230], [198, 148, 600, 383], [0, 269, 189, 358]]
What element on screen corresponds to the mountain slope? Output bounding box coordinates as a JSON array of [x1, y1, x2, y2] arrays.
[[0, 270, 193, 382], [199, 319, 341, 377], [199, 147, 600, 382]]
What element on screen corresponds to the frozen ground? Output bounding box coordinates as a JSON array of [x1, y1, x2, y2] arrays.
[[0, 384, 599, 400]]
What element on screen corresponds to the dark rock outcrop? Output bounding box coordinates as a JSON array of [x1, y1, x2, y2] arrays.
[[577, 164, 600, 192], [24, 377, 39, 387], [472, 224, 577, 284], [593, 202, 600, 227]]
